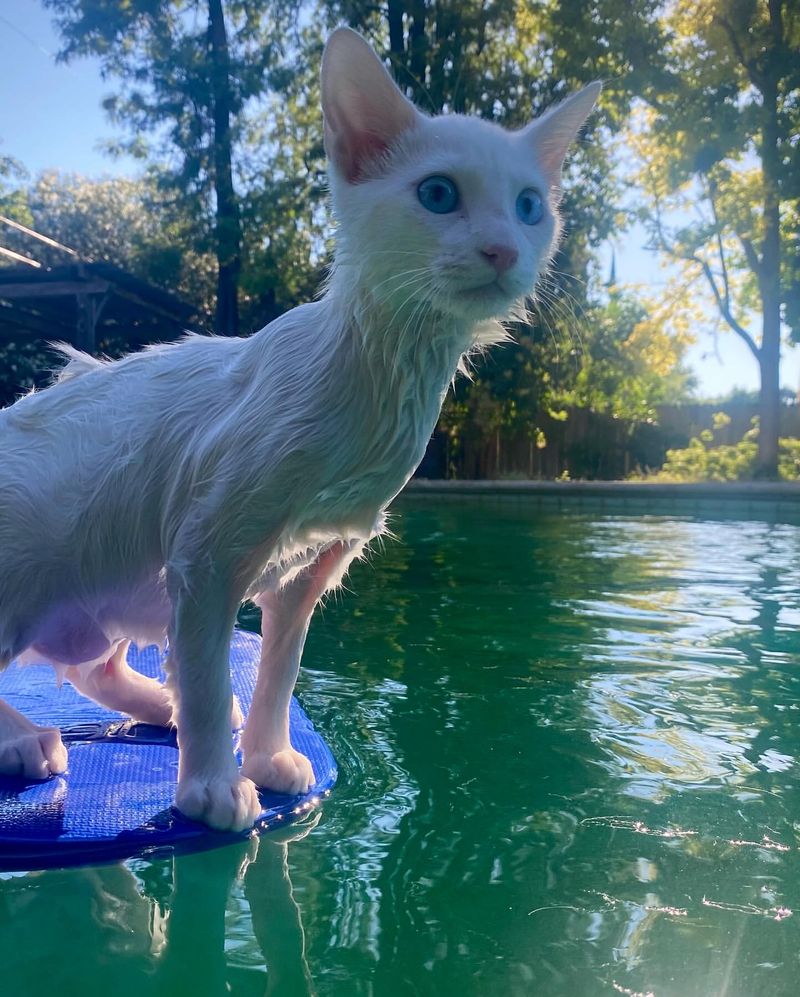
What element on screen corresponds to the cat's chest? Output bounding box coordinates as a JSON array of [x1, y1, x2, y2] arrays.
[[308, 339, 459, 525], [362, 340, 455, 462]]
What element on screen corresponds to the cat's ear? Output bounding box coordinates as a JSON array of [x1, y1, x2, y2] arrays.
[[322, 27, 418, 183], [524, 82, 602, 182]]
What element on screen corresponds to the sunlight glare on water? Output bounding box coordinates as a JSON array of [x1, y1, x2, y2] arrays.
[[2, 497, 800, 997]]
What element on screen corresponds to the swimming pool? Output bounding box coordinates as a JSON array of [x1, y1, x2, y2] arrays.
[[3, 496, 800, 996]]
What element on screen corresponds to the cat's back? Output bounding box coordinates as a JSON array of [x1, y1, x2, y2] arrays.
[[2, 333, 244, 438], [0, 333, 257, 517]]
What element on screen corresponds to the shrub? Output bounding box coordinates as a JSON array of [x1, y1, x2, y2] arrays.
[[652, 416, 800, 481]]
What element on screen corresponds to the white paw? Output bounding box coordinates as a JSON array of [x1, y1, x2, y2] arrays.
[[175, 771, 261, 832], [241, 747, 314, 795], [0, 726, 67, 779]]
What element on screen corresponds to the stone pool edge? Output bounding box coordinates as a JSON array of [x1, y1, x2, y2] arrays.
[[402, 479, 800, 518]]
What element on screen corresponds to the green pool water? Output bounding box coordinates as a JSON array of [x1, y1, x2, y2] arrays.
[[3, 497, 800, 997]]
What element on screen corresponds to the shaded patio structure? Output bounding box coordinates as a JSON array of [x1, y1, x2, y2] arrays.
[[0, 260, 197, 353]]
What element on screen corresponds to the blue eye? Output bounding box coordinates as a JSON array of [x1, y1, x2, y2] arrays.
[[516, 188, 544, 225], [417, 175, 459, 214]]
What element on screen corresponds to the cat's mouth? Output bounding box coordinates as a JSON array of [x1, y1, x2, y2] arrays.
[[459, 278, 514, 305], [438, 277, 517, 321]]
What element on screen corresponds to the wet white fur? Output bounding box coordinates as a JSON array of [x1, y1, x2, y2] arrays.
[[0, 29, 599, 829]]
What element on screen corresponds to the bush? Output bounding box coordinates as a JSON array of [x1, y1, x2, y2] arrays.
[[652, 416, 800, 481]]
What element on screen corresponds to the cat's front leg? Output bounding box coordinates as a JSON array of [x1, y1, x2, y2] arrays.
[[241, 539, 363, 793], [167, 564, 261, 832]]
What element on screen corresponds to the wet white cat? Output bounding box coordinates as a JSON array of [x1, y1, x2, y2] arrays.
[[0, 28, 599, 830]]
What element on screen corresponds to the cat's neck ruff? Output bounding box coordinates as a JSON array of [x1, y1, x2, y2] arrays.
[[324, 258, 493, 384]]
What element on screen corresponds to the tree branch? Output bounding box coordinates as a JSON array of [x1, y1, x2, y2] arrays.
[[739, 235, 763, 283], [714, 14, 765, 93], [648, 188, 761, 361], [694, 254, 761, 361], [706, 178, 732, 314]]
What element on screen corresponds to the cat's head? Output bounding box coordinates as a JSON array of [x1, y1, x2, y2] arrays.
[[321, 28, 600, 327]]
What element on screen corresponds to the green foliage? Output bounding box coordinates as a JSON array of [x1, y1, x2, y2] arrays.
[[236, 25, 329, 330], [0, 154, 29, 219], [621, 0, 800, 476], [440, 283, 692, 475], [322, 0, 689, 465], [43, 0, 305, 332], [565, 291, 693, 423], [656, 417, 800, 482], [2, 0, 699, 479], [2, 171, 216, 321], [0, 341, 54, 405]]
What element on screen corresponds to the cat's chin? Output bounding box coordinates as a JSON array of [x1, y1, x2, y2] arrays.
[[438, 281, 519, 323]]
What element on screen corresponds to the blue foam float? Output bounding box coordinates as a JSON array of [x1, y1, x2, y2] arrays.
[[0, 629, 336, 869]]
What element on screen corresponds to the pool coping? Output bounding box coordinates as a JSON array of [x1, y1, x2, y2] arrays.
[[405, 479, 800, 499], [402, 479, 800, 519]]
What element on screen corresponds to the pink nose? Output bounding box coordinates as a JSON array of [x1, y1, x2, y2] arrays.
[[480, 244, 518, 275]]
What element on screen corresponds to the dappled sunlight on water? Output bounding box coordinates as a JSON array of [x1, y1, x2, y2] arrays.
[[2, 500, 800, 996]]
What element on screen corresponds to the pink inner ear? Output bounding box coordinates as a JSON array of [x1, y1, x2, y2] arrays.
[[339, 128, 391, 184]]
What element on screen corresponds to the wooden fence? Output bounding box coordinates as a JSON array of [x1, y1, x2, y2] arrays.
[[416, 402, 800, 480]]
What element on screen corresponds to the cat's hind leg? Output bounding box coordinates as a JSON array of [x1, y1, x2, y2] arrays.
[[66, 640, 174, 727], [67, 642, 244, 730], [241, 539, 363, 794], [0, 697, 67, 779]]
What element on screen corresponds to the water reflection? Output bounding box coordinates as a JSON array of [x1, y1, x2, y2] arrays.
[[298, 504, 800, 995], [4, 502, 800, 996], [0, 820, 317, 997], [546, 516, 800, 995], [578, 519, 800, 806]]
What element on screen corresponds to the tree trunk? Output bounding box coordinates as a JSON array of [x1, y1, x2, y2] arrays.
[[387, 0, 404, 62], [754, 45, 783, 478], [208, 0, 241, 336], [408, 0, 427, 106], [758, 328, 781, 477]]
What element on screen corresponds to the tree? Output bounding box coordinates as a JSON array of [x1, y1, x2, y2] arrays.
[[435, 283, 692, 478], [235, 26, 331, 331], [625, 0, 800, 477], [0, 171, 217, 406], [10, 1, 695, 480], [1, 170, 216, 316], [566, 288, 694, 424], [43, 0, 299, 336], [0, 154, 29, 242]]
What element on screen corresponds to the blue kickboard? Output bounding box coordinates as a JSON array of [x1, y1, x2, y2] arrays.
[[0, 629, 336, 869]]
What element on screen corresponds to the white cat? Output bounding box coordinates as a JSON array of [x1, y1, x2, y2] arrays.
[[0, 28, 599, 830]]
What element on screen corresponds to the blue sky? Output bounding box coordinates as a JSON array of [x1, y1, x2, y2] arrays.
[[1, 1, 797, 399]]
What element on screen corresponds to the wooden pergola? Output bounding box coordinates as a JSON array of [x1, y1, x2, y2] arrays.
[[0, 261, 197, 352]]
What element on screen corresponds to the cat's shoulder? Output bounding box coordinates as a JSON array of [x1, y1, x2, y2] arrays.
[[253, 299, 327, 339]]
